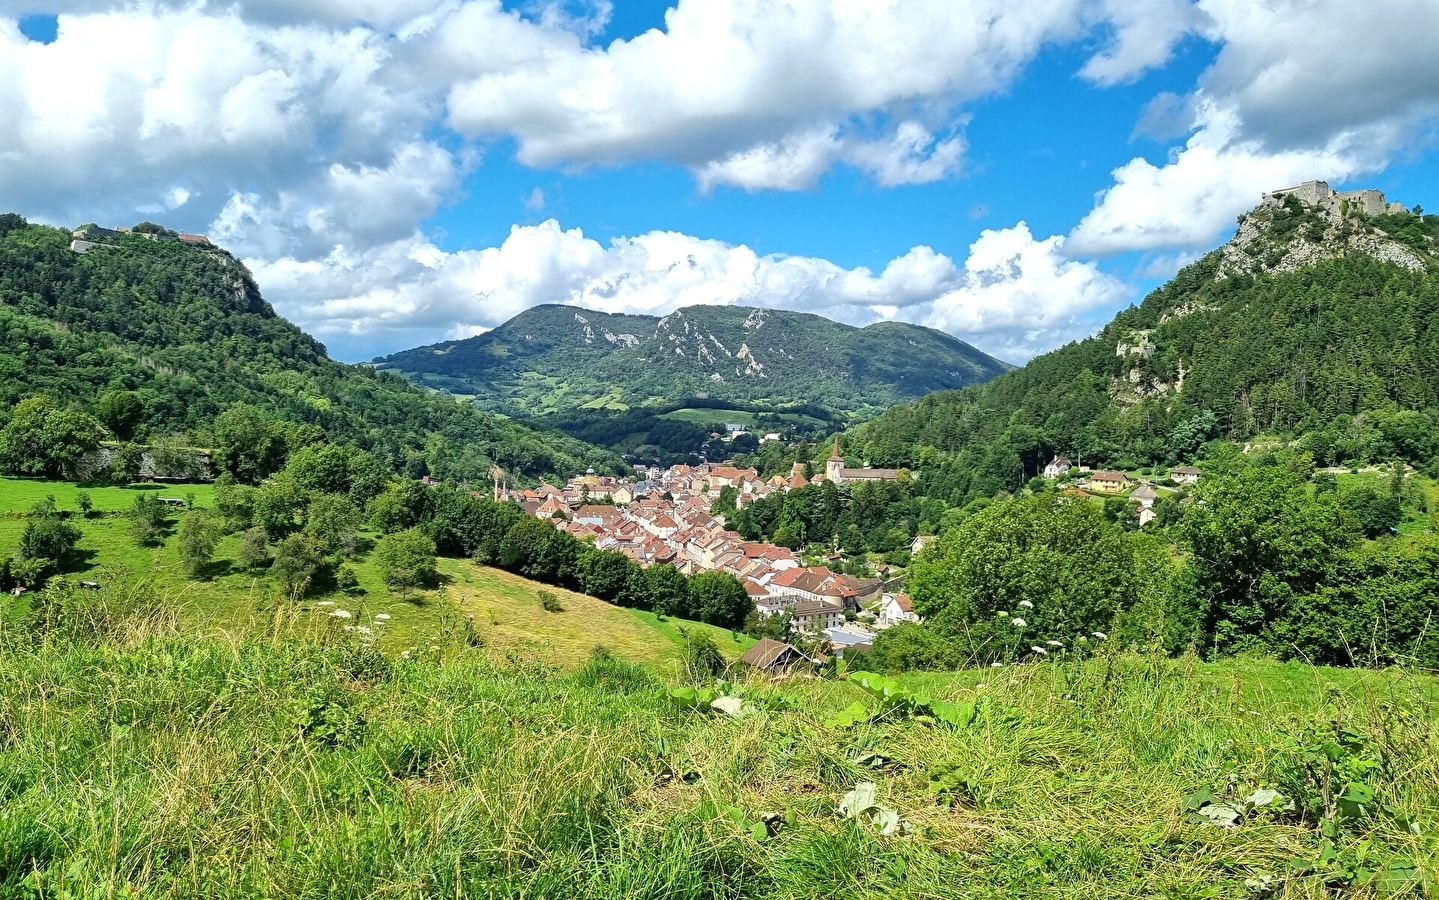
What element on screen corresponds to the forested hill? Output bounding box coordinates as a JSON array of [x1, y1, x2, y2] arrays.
[[0, 215, 619, 482], [376, 302, 1011, 419], [845, 194, 1439, 505]]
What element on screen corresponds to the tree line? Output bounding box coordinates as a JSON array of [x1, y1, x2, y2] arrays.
[[854, 450, 1439, 672]]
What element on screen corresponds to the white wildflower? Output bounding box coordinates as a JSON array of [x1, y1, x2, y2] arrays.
[[401, 650, 411, 658], [1011, 617, 1027, 628], [356, 626, 372, 635], [1018, 600, 1033, 609], [1046, 640, 1063, 648], [343, 625, 356, 632], [990, 662, 1004, 668], [316, 601, 335, 607], [976, 683, 988, 690], [1030, 646, 1047, 655], [374, 613, 391, 621], [329, 609, 352, 619], [1091, 631, 1107, 640]]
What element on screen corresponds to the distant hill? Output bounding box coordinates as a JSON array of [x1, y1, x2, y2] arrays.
[[842, 184, 1439, 504], [0, 215, 619, 482], [375, 303, 1011, 420]]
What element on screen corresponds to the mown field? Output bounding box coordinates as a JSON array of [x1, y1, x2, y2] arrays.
[[0, 477, 749, 671]]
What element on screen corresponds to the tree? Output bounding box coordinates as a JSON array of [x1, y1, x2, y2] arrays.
[[908, 493, 1148, 662], [688, 571, 753, 629], [76, 491, 93, 518], [129, 494, 170, 546], [238, 527, 270, 569], [0, 396, 106, 478], [1339, 486, 1401, 539], [177, 509, 221, 578], [374, 528, 438, 599], [865, 623, 964, 673], [499, 517, 577, 585], [252, 473, 306, 541], [1176, 457, 1356, 657], [213, 404, 287, 483], [270, 532, 327, 599], [304, 493, 360, 558], [18, 511, 82, 578], [213, 475, 256, 532], [97, 391, 146, 442], [646, 564, 691, 618]]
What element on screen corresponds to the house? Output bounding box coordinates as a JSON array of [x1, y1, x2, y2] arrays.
[[1043, 455, 1072, 479], [1130, 484, 1159, 508], [910, 534, 937, 556], [609, 486, 634, 506], [1138, 506, 1158, 528], [740, 638, 812, 673], [1089, 470, 1130, 494], [876, 593, 920, 628], [791, 600, 845, 634], [177, 233, 211, 245], [536, 495, 568, 519], [1171, 466, 1202, 485]]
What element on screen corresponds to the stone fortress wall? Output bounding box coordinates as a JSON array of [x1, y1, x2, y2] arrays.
[[1263, 181, 1408, 217]]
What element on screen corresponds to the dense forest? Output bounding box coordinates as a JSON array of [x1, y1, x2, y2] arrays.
[[0, 215, 619, 483], [847, 244, 1439, 508]]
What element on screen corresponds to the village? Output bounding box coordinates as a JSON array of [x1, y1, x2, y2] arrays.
[[498, 439, 923, 660]]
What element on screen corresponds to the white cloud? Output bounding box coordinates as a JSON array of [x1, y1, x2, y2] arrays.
[[925, 223, 1131, 360], [1073, 0, 1439, 255], [1079, 0, 1210, 87], [1068, 105, 1371, 256], [254, 219, 1125, 363], [441, 0, 1091, 187]]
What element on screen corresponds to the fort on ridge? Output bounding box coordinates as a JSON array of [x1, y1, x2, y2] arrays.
[[1262, 180, 1408, 216]]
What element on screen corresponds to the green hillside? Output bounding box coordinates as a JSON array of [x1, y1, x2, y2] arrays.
[[0, 215, 618, 483], [845, 199, 1439, 499], [376, 302, 1011, 420]]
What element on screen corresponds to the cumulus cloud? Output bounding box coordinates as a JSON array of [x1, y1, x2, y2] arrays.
[[1068, 105, 1372, 255], [254, 219, 1126, 363], [441, 0, 1091, 186], [924, 224, 1131, 360], [1073, 0, 1439, 255]]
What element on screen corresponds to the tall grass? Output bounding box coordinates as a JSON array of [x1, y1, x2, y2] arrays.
[[0, 581, 1433, 898]]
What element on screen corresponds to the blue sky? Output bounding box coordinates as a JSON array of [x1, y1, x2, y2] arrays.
[[3, 0, 1438, 363]]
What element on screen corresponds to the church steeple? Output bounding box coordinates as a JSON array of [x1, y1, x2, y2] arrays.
[[826, 437, 844, 484]]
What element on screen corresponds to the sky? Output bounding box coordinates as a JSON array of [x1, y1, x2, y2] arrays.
[[2, 1, 1438, 365]]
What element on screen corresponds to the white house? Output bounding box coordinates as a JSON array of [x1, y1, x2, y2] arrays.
[[1043, 455, 1072, 479], [1171, 466, 1201, 485], [1130, 484, 1159, 508], [876, 593, 920, 628]]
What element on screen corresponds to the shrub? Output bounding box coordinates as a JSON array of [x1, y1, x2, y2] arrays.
[[537, 589, 563, 612]]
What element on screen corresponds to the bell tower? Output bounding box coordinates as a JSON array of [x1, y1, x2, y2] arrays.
[[826, 437, 844, 484]]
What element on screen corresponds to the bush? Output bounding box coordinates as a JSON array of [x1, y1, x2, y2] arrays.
[[537, 590, 563, 612]]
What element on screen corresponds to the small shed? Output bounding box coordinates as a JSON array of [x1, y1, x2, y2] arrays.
[[739, 638, 810, 673]]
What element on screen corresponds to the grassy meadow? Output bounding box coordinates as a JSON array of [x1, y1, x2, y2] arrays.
[[0, 591, 1434, 898], [1, 476, 1436, 897]]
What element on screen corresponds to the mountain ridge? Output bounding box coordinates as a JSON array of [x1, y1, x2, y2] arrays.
[[840, 185, 1439, 502], [376, 302, 1012, 419]]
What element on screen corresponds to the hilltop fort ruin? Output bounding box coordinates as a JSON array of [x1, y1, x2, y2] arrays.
[[1262, 181, 1408, 217]]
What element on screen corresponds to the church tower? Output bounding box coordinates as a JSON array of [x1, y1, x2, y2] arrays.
[[826, 437, 844, 484]]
